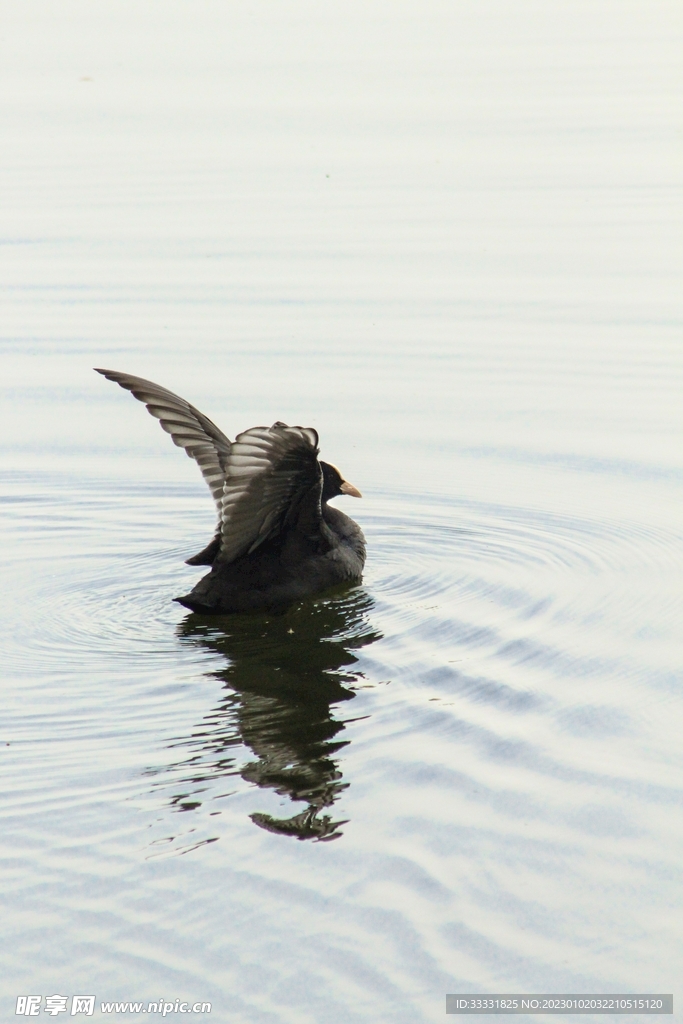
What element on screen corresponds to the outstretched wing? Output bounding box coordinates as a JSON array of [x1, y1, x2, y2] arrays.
[[95, 369, 231, 510], [218, 424, 322, 564]]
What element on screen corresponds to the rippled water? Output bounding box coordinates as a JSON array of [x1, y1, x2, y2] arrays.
[[2, 2, 682, 1021]]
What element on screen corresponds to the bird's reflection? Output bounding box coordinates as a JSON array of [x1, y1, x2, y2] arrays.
[[150, 588, 381, 842]]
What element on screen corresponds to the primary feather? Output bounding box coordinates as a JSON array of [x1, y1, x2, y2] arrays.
[[94, 368, 230, 510]]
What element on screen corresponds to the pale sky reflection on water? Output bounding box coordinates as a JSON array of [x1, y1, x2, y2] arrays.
[[1, 3, 682, 1022]]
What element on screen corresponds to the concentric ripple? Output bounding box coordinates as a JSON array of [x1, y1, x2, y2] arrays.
[[1, 480, 210, 676], [2, 467, 682, 1008], [363, 490, 683, 652], [4, 477, 680, 686], [6, 473, 676, 855]]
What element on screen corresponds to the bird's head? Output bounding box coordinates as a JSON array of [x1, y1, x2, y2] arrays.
[[320, 461, 362, 503]]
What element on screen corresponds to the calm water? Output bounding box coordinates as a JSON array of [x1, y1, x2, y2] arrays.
[[1, 2, 682, 1021]]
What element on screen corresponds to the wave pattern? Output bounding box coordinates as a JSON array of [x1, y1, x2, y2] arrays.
[[2, 476, 682, 1017]]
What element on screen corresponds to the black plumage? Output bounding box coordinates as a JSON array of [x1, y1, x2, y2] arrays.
[[95, 369, 366, 613]]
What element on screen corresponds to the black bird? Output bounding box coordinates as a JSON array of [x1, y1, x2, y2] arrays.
[[95, 369, 365, 613]]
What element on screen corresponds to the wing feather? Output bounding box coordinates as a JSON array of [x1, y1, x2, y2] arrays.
[[218, 424, 322, 564], [95, 369, 231, 510], [96, 369, 324, 569]]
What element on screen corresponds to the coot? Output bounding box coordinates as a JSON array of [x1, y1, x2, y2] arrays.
[[95, 369, 366, 613]]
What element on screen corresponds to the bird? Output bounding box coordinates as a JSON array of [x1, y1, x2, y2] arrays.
[[95, 369, 366, 614]]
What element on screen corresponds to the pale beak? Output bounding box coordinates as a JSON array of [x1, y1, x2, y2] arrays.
[[340, 480, 362, 498]]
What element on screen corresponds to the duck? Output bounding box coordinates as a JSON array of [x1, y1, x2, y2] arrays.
[[95, 369, 366, 614]]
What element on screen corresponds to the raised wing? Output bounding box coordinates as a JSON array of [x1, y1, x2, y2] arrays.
[[219, 424, 321, 564], [95, 369, 231, 510]]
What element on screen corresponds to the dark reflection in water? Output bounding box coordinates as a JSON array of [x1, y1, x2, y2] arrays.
[[148, 589, 381, 842]]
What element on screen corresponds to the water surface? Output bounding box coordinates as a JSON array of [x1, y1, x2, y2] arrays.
[[1, 2, 682, 1021]]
